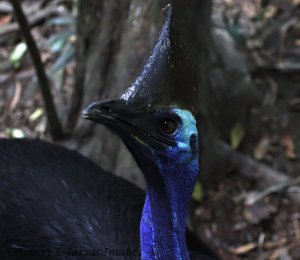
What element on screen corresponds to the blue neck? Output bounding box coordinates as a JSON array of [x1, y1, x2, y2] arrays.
[[140, 160, 198, 260]]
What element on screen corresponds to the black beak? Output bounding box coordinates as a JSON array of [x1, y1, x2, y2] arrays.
[[82, 99, 150, 138], [82, 99, 135, 135], [82, 99, 174, 148], [82, 100, 116, 122]]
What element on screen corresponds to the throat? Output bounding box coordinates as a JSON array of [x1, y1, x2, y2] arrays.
[[140, 165, 197, 260], [141, 192, 189, 260]]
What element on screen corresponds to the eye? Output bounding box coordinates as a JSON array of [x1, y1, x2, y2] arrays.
[[159, 118, 178, 135]]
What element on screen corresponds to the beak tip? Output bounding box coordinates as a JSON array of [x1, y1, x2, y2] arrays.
[[82, 112, 88, 119], [82, 105, 93, 120]]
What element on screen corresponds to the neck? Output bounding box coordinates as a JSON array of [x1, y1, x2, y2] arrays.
[[140, 161, 198, 260]]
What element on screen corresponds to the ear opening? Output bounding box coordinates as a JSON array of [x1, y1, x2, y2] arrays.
[[190, 134, 199, 156]]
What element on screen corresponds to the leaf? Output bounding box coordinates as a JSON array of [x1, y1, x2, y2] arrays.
[[52, 68, 64, 90], [29, 108, 44, 122], [9, 42, 28, 68], [45, 30, 74, 53], [5, 128, 25, 139], [12, 129, 25, 138], [8, 81, 22, 111], [281, 134, 297, 159], [264, 238, 288, 250], [253, 136, 271, 160], [192, 182, 203, 202], [51, 42, 75, 73], [230, 243, 257, 255], [223, 11, 247, 48], [46, 16, 75, 26], [230, 123, 245, 149], [51, 38, 67, 53]]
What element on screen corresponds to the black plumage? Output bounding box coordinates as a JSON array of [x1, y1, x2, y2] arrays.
[[0, 139, 143, 259], [0, 139, 216, 259]]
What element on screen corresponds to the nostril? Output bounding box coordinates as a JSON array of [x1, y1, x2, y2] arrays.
[[99, 104, 111, 113]]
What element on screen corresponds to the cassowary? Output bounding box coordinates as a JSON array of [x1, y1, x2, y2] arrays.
[[0, 6, 219, 260]]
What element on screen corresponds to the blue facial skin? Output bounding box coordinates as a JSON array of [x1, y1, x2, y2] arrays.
[[137, 108, 199, 260]]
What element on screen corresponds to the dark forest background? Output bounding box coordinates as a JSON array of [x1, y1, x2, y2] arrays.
[[0, 0, 300, 258]]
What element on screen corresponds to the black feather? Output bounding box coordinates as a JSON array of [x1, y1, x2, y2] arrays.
[[0, 139, 218, 259]]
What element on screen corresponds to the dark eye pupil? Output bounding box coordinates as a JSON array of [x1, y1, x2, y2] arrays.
[[160, 119, 177, 134]]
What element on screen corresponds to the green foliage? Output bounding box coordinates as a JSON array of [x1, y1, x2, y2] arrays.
[[192, 181, 204, 202], [46, 31, 73, 53], [230, 122, 246, 149], [45, 16, 76, 73], [29, 108, 44, 122], [223, 11, 247, 49], [51, 42, 75, 73], [46, 16, 75, 26], [9, 42, 28, 68], [5, 128, 25, 138]]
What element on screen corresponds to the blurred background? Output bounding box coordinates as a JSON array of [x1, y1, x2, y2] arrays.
[[0, 0, 300, 258]]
